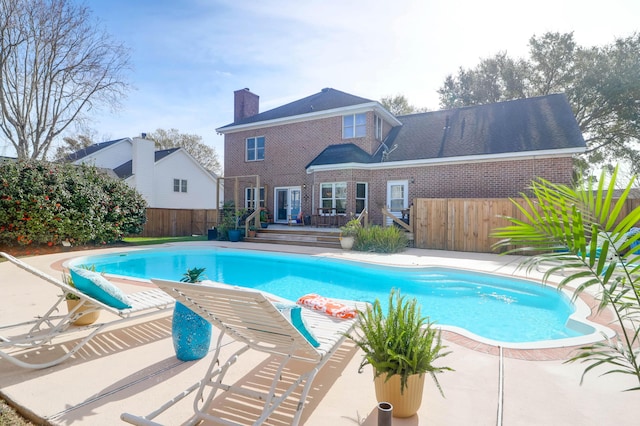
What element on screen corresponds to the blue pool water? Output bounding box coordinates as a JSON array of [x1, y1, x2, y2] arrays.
[[70, 247, 585, 344]]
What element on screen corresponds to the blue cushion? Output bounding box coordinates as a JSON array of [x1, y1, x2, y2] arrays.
[[70, 267, 131, 309], [274, 302, 320, 347]]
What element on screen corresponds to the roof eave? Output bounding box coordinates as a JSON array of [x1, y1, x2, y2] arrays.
[[216, 102, 402, 134], [306, 147, 585, 173]]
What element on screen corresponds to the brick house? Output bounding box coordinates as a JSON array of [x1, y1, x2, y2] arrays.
[[216, 88, 585, 226]]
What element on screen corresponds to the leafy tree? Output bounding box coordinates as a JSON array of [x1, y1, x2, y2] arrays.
[[52, 134, 96, 161], [492, 166, 640, 391], [438, 32, 640, 175], [380, 94, 429, 116], [0, 0, 131, 160], [146, 128, 221, 175], [0, 160, 146, 245]]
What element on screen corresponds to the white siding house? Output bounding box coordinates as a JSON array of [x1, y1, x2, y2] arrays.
[[69, 137, 220, 209]]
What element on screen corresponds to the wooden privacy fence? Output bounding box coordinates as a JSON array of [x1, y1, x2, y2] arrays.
[[412, 198, 640, 253], [140, 208, 218, 237]]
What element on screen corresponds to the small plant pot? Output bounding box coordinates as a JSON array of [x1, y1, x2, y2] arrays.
[[260, 222, 269, 229], [340, 236, 355, 250], [374, 372, 425, 418], [248, 230, 256, 238], [66, 299, 101, 326]]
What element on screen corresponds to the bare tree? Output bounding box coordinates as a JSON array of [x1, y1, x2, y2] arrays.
[[147, 128, 222, 175], [0, 0, 131, 160]]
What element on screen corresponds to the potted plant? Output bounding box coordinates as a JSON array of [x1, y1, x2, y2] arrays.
[[346, 289, 452, 418], [63, 266, 101, 326], [247, 226, 257, 238], [172, 267, 213, 361], [340, 217, 361, 250], [259, 208, 269, 228]]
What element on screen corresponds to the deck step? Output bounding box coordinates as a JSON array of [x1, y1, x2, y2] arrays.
[[245, 226, 342, 249]]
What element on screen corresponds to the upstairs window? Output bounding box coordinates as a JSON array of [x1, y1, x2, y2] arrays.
[[173, 179, 187, 193], [342, 113, 366, 139], [375, 115, 383, 140], [246, 136, 265, 161]]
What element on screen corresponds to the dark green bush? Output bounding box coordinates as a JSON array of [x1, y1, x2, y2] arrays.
[[352, 225, 408, 253], [0, 160, 146, 246]]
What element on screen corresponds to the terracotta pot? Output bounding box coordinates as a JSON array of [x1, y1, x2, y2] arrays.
[[248, 230, 256, 238], [374, 371, 425, 418], [66, 299, 101, 326]]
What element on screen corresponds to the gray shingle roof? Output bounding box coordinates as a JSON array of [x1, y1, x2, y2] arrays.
[[384, 93, 585, 162], [218, 88, 374, 129], [65, 138, 128, 162], [307, 144, 374, 168], [112, 148, 180, 179], [307, 93, 585, 168]]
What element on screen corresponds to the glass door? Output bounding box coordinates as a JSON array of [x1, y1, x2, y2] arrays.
[[386, 180, 408, 225], [274, 187, 301, 223]]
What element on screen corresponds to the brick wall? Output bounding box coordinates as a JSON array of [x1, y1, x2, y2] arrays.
[[224, 110, 575, 225]]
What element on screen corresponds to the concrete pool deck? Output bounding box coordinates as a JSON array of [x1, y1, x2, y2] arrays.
[[1, 241, 638, 425]]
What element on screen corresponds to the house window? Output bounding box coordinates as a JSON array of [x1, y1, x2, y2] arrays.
[[173, 179, 187, 193], [246, 136, 265, 161], [356, 182, 368, 214], [342, 113, 366, 139], [375, 115, 383, 141], [245, 187, 265, 209], [320, 182, 347, 214]]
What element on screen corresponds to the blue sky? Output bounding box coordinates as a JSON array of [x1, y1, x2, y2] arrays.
[[49, 0, 640, 160]]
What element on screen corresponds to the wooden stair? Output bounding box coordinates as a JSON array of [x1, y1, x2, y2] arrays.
[[244, 227, 342, 249]]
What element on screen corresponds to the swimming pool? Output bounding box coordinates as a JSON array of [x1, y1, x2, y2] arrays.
[[69, 247, 612, 348]]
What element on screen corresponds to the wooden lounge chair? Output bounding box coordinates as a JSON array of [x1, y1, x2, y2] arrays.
[[0, 252, 175, 369], [121, 279, 368, 426]]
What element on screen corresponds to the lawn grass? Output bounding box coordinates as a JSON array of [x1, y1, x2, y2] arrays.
[[123, 235, 208, 245]]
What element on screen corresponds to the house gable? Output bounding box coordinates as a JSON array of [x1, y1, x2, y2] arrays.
[[66, 138, 131, 166], [217, 87, 400, 134]]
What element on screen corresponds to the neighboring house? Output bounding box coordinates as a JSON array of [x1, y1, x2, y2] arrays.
[[68, 136, 220, 209], [216, 88, 586, 225]]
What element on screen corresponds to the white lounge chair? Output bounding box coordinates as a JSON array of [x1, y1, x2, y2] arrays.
[[121, 279, 368, 426], [0, 251, 175, 369]]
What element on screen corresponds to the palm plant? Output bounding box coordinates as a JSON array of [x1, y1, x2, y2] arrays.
[[491, 166, 640, 391], [180, 267, 207, 283]]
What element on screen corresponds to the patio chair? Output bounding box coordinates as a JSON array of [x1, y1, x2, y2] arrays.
[[0, 252, 175, 369], [121, 280, 368, 426]]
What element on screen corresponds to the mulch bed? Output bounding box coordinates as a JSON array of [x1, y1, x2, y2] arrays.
[[0, 242, 130, 258]]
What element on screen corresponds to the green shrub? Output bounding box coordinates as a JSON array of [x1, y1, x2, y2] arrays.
[[0, 160, 146, 246], [353, 225, 408, 253]]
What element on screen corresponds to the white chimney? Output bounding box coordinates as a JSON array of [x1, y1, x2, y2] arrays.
[[131, 137, 155, 205]]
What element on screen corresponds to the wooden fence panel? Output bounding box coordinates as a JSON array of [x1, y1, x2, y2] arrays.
[[140, 208, 218, 237], [412, 197, 640, 254]]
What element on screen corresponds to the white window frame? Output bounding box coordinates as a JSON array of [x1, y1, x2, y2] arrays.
[[173, 178, 187, 193], [342, 113, 366, 139], [320, 182, 347, 214], [375, 115, 383, 140], [355, 182, 368, 214], [246, 136, 265, 161]]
